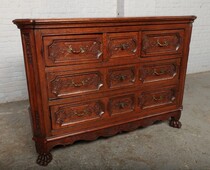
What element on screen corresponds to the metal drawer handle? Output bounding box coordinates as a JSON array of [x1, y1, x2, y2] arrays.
[[71, 78, 91, 87], [157, 39, 168, 47], [114, 43, 129, 51], [67, 45, 85, 54], [72, 81, 84, 87], [119, 102, 126, 109], [153, 69, 165, 76], [73, 109, 93, 117], [153, 95, 163, 101], [119, 74, 126, 81], [120, 43, 129, 50]]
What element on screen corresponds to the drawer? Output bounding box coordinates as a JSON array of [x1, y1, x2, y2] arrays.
[[107, 32, 138, 60], [139, 86, 178, 110], [46, 69, 104, 99], [141, 30, 184, 57], [43, 34, 103, 66], [108, 94, 135, 116], [139, 58, 180, 83], [107, 66, 136, 89], [50, 100, 105, 130]]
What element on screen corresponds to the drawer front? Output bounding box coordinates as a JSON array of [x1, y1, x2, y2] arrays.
[[50, 100, 105, 129], [141, 30, 184, 57], [139, 86, 177, 109], [108, 66, 136, 88], [44, 34, 103, 66], [139, 58, 180, 83], [47, 70, 104, 99], [107, 32, 138, 59], [108, 94, 135, 116]]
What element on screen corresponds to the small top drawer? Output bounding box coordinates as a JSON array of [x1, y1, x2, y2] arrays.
[[141, 30, 184, 57], [43, 34, 103, 66], [107, 32, 138, 60]]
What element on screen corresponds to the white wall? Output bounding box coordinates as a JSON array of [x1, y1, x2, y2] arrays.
[[0, 0, 117, 103], [0, 0, 209, 103], [124, 0, 210, 74]]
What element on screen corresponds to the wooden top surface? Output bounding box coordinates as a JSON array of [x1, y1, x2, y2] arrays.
[[13, 16, 196, 29]]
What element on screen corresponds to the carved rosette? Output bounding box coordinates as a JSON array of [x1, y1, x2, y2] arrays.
[[23, 33, 33, 64], [54, 101, 104, 125], [140, 63, 177, 83]]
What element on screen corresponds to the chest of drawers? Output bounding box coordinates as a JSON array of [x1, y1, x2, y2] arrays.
[[13, 16, 196, 166]]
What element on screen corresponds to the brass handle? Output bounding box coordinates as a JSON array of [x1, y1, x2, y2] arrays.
[[72, 81, 84, 87], [119, 74, 126, 81], [157, 40, 168, 47], [67, 45, 85, 54], [153, 95, 163, 101], [153, 69, 165, 76], [71, 78, 90, 87], [114, 43, 129, 51], [119, 102, 126, 109], [73, 109, 91, 117], [120, 43, 129, 50]]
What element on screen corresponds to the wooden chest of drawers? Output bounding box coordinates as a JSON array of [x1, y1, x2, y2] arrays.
[[13, 16, 196, 166]]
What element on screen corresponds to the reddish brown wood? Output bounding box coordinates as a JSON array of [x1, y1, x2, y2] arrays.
[[13, 16, 196, 166]]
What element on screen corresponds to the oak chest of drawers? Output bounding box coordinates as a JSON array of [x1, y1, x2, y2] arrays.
[[13, 16, 196, 166]]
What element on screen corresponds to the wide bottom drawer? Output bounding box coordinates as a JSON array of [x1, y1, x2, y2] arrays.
[[50, 85, 179, 134]]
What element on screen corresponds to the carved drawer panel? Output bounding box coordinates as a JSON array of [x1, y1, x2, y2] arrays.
[[139, 86, 177, 109], [50, 100, 105, 129], [107, 32, 138, 59], [108, 66, 135, 88], [139, 58, 180, 83], [141, 30, 184, 57], [108, 94, 135, 116], [43, 34, 103, 66], [47, 70, 103, 99]]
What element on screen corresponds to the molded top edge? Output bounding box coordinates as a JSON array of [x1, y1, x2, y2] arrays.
[[13, 16, 197, 28]]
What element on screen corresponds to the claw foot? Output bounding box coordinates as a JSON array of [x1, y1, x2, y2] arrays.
[[36, 152, 52, 166], [169, 119, 182, 128]]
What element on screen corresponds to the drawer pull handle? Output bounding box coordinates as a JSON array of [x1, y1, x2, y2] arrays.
[[153, 69, 165, 76], [119, 75, 126, 81], [72, 82, 84, 87], [157, 40, 168, 47], [119, 102, 126, 109], [120, 43, 129, 50], [153, 95, 163, 101], [73, 109, 91, 117], [67, 45, 85, 54], [72, 80, 88, 87], [114, 43, 129, 51], [71, 78, 91, 87], [74, 109, 104, 117]]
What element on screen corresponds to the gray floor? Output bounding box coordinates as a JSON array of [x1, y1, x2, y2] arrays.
[[0, 72, 210, 170]]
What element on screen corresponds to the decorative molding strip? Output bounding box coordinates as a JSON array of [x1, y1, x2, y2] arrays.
[[23, 33, 33, 64]]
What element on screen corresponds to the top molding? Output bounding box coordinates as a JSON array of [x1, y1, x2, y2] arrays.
[[13, 16, 196, 29]]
